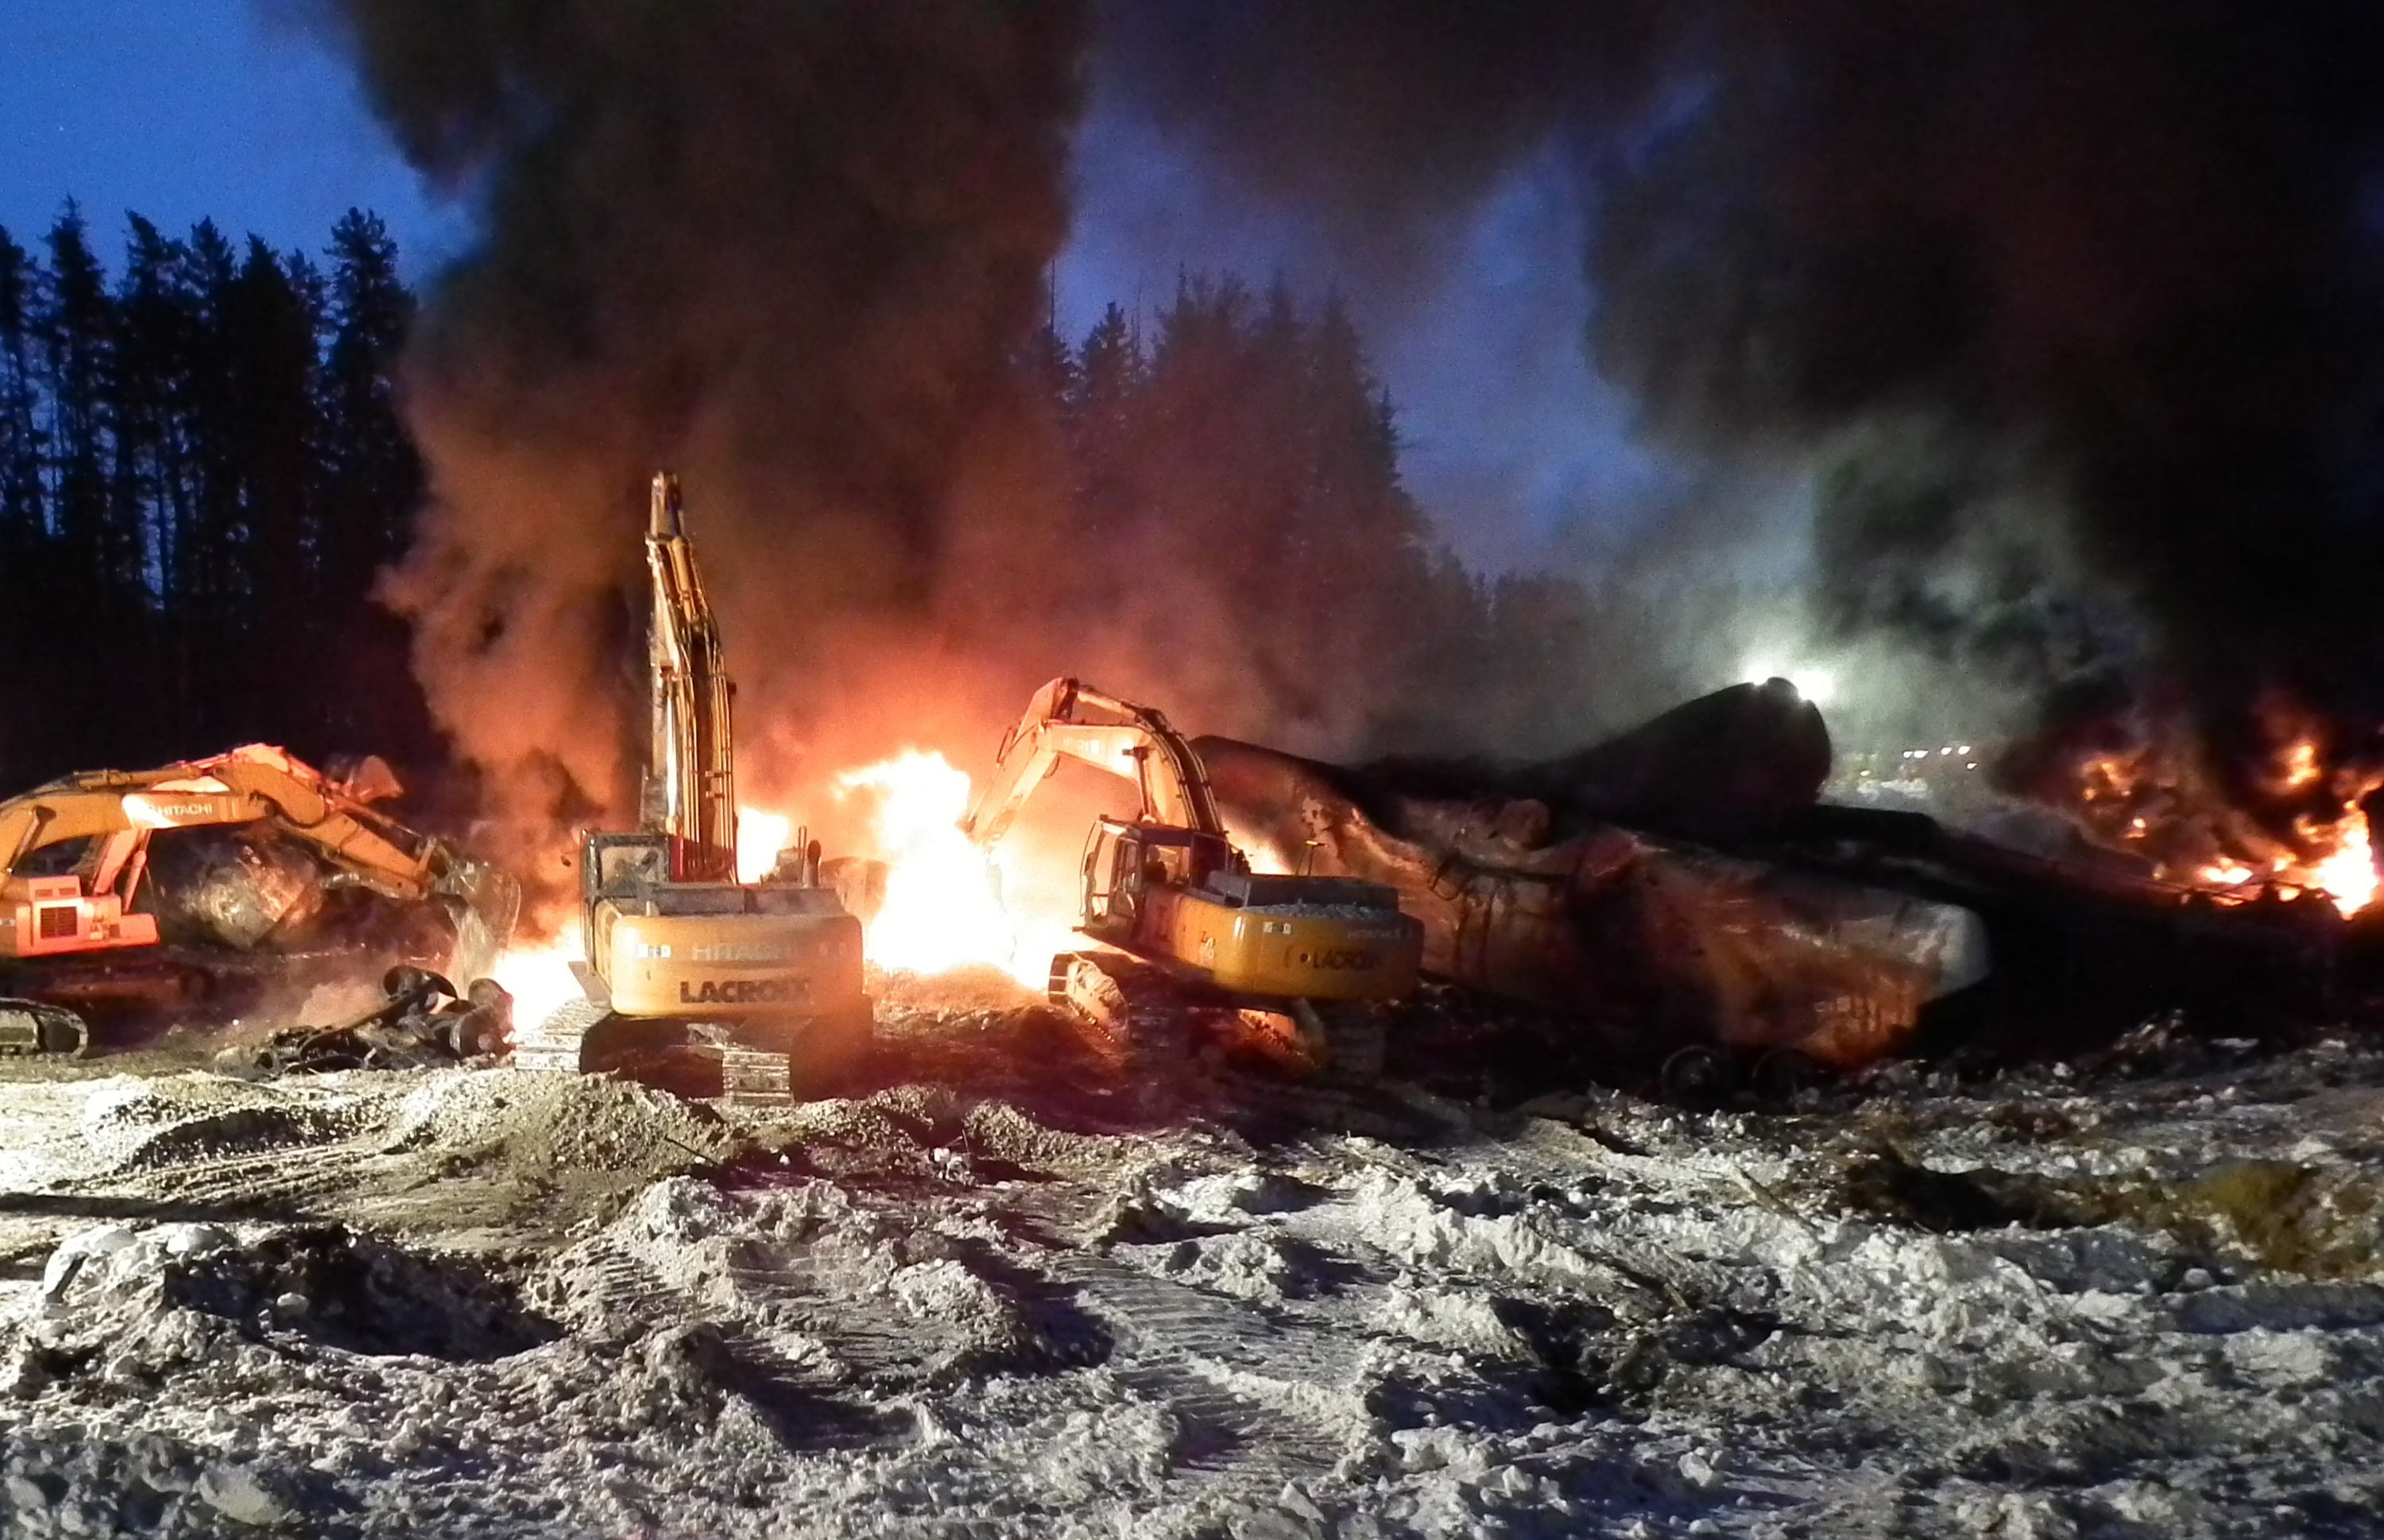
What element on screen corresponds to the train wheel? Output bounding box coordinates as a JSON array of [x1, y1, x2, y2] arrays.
[[1658, 1044, 1732, 1108]]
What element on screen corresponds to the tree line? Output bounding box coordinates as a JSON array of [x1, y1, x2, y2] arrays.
[[0, 205, 431, 790], [0, 206, 1710, 801], [1016, 278, 1716, 763]]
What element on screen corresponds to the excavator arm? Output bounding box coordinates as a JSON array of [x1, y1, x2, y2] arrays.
[[643, 472, 737, 882], [960, 676, 1229, 846], [0, 747, 435, 900]]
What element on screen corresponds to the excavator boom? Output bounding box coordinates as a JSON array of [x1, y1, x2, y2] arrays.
[[644, 472, 737, 883], [0, 745, 480, 909], [517, 470, 870, 1105], [961, 676, 1227, 846]]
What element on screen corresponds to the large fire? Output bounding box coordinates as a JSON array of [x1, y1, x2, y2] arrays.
[[488, 750, 1074, 1032], [2077, 730, 2382, 919], [2192, 811, 2378, 918], [833, 749, 1074, 987]]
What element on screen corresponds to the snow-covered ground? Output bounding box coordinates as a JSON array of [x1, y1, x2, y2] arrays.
[[3, 997, 2382, 1538]]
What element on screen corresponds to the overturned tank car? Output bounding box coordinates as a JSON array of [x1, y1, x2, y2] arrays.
[[1196, 682, 2343, 1081]]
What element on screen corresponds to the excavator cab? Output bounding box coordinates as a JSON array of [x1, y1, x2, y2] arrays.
[[581, 832, 671, 915], [1078, 818, 1143, 939], [1079, 819, 1247, 944]]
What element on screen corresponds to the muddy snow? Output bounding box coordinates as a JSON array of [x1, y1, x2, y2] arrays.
[[3, 998, 2382, 1538]]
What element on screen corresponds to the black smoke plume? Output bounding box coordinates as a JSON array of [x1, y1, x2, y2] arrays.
[[304, 1, 1089, 892], [1105, 1, 2384, 838], [309, 2, 1515, 923]]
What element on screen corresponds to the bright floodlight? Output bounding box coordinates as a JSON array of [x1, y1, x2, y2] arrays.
[[1743, 661, 1836, 708]]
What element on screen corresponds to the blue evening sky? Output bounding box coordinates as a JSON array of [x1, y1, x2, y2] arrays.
[[0, 1, 1674, 572], [0, 0, 468, 277]]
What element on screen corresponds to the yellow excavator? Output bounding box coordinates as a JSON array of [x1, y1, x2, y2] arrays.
[[961, 676, 1422, 1079], [0, 745, 518, 1054], [513, 473, 869, 1101]]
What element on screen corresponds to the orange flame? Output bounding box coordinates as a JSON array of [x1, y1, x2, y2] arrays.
[[492, 919, 584, 1034], [2259, 733, 2375, 918], [835, 749, 1076, 985], [2302, 806, 2377, 918], [2076, 732, 2378, 919], [2278, 738, 2323, 792]]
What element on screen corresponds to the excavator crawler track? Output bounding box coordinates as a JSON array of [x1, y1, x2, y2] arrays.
[[515, 1000, 876, 1109], [1291, 998, 1388, 1083], [1049, 952, 1194, 1076], [0, 997, 90, 1057]]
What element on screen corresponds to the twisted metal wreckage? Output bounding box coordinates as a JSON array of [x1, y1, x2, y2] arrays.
[[1194, 680, 2359, 1089]]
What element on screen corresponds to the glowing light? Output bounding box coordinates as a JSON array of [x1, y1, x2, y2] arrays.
[[837, 750, 1064, 985], [2083, 733, 2378, 919], [2187, 807, 2377, 918], [1742, 661, 1836, 708], [493, 920, 585, 1037], [737, 807, 791, 884]]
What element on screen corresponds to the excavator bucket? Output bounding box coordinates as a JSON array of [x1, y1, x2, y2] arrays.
[[432, 852, 521, 986]]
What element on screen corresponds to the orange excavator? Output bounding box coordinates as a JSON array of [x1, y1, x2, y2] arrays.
[[0, 745, 519, 1054], [962, 676, 1422, 1079], [512, 473, 870, 1101]]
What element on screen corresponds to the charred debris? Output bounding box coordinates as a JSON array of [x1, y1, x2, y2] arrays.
[[1201, 679, 2374, 1098]]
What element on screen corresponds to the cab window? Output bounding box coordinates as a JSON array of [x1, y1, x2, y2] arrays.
[[17, 834, 95, 880]]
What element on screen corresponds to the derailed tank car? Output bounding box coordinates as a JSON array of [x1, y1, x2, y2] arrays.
[[1197, 681, 2343, 1086]]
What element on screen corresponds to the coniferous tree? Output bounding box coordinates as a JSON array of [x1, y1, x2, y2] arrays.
[[114, 217, 196, 600], [0, 209, 441, 784], [321, 211, 418, 589], [319, 210, 430, 757], [0, 227, 43, 553], [1066, 302, 1140, 544], [179, 219, 247, 737], [39, 208, 116, 630], [222, 238, 327, 738], [114, 216, 212, 747], [0, 226, 47, 770]]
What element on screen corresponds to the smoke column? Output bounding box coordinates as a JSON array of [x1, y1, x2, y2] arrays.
[[1105, 1, 2384, 826], [310, 0, 1486, 905], [305, 0, 1089, 887]]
